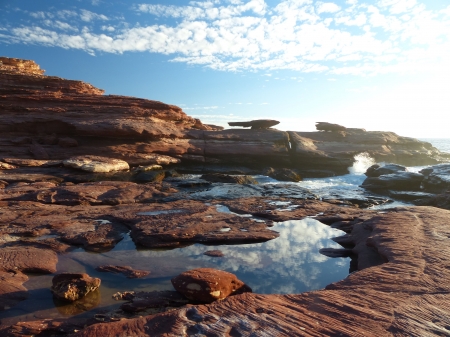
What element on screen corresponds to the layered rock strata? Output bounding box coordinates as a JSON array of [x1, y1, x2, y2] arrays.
[[1, 57, 448, 177]]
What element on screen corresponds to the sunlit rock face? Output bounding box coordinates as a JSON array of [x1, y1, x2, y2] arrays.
[[2, 57, 447, 176]]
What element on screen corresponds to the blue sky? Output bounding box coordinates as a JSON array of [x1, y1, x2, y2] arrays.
[[1, 0, 449, 137]]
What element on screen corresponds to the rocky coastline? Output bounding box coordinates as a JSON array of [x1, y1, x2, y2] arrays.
[[1, 57, 450, 336]]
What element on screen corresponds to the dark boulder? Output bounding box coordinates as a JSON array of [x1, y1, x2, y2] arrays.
[[264, 167, 301, 182], [228, 119, 280, 129], [365, 163, 407, 177], [420, 164, 450, 193], [361, 172, 424, 192]]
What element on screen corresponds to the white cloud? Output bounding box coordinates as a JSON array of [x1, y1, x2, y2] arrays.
[[101, 25, 115, 32], [316, 2, 341, 14], [377, 0, 419, 15], [2, 0, 450, 75], [135, 0, 266, 20], [80, 9, 108, 22]]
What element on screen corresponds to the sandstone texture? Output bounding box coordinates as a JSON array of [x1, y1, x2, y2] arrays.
[[171, 268, 252, 303], [51, 273, 101, 302], [63, 155, 130, 173]]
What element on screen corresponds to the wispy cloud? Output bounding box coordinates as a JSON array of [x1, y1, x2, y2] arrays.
[[2, 0, 449, 75]]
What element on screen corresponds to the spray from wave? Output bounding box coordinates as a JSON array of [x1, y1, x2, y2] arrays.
[[348, 152, 376, 175]]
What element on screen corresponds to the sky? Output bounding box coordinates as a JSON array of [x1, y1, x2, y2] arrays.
[[0, 0, 449, 138]]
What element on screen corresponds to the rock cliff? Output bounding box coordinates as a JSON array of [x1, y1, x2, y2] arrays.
[[1, 57, 448, 176]]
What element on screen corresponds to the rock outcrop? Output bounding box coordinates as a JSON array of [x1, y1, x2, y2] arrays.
[[1, 56, 447, 178], [171, 268, 252, 303]]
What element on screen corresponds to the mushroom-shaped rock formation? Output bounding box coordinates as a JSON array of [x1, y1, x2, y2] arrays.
[[315, 122, 347, 132], [228, 119, 280, 129], [171, 268, 252, 303]]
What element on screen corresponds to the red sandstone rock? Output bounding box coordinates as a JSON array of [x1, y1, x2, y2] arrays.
[[171, 268, 252, 303], [0, 247, 58, 273], [51, 273, 101, 302], [63, 155, 130, 173], [1, 57, 447, 173], [0, 270, 28, 312], [129, 200, 279, 248]]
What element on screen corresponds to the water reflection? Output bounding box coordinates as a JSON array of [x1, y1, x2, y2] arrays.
[[96, 217, 349, 294], [0, 218, 349, 325]]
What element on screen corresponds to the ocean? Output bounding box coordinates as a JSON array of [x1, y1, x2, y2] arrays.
[[419, 138, 450, 154], [264, 138, 450, 208]]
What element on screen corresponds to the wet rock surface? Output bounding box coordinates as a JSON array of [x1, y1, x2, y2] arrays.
[[171, 268, 252, 303], [51, 273, 101, 302], [420, 163, 450, 193], [361, 171, 424, 192]]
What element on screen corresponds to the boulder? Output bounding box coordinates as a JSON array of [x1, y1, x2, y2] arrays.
[[63, 155, 129, 173], [365, 163, 407, 177], [51, 273, 101, 302], [420, 163, 450, 193], [315, 122, 347, 132], [264, 167, 301, 182], [228, 119, 279, 129], [361, 172, 424, 192], [171, 268, 252, 303]]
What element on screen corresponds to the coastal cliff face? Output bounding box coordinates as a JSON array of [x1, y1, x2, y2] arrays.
[[1, 57, 447, 175]]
